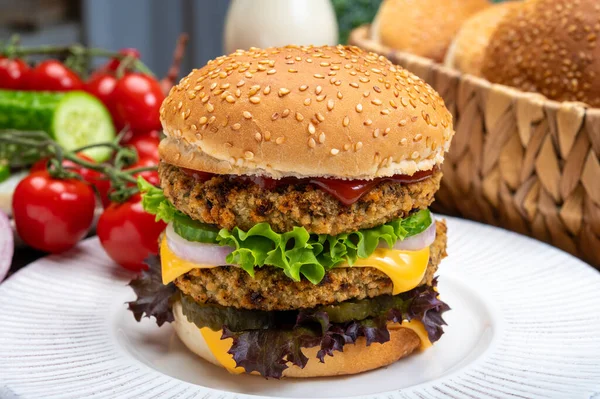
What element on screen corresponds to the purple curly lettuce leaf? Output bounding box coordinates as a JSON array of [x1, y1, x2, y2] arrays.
[[405, 278, 450, 342], [222, 282, 449, 378], [127, 255, 176, 327]]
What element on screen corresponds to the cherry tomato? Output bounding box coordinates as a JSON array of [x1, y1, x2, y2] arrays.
[[129, 158, 159, 186], [97, 195, 166, 271], [0, 57, 30, 89], [103, 48, 141, 72], [84, 72, 125, 129], [28, 60, 83, 91], [124, 130, 160, 162], [30, 153, 111, 206], [113, 73, 164, 131], [12, 171, 96, 253]]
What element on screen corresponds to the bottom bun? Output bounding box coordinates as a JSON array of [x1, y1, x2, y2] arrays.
[[173, 300, 422, 378]]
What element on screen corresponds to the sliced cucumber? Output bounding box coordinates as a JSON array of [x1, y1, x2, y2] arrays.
[[0, 90, 116, 162], [173, 215, 220, 244]]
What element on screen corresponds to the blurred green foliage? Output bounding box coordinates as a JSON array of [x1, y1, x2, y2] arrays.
[[333, 0, 507, 44], [333, 0, 383, 44]]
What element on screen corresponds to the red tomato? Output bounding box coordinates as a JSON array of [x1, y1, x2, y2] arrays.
[[31, 154, 111, 208], [84, 72, 125, 129], [104, 48, 141, 72], [97, 195, 166, 272], [28, 60, 83, 91], [124, 130, 160, 162], [12, 171, 96, 253], [113, 73, 164, 131], [0, 57, 30, 89], [128, 158, 159, 186]]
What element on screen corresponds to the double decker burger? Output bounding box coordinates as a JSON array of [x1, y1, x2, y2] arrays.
[[129, 45, 453, 378]]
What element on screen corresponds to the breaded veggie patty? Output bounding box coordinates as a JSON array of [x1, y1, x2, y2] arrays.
[[159, 162, 442, 235], [175, 220, 447, 311]]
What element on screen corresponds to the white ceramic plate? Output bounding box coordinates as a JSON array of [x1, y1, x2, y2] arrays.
[[1, 217, 600, 399]]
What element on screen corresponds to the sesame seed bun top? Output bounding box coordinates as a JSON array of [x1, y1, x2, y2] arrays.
[[372, 0, 490, 63], [481, 0, 600, 107], [159, 45, 453, 179], [445, 1, 522, 77]]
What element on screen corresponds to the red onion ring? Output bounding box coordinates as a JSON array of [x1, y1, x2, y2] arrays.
[[387, 220, 437, 251], [0, 210, 13, 282], [165, 223, 233, 266]]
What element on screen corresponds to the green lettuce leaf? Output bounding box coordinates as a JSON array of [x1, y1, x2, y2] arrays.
[[138, 178, 433, 285]]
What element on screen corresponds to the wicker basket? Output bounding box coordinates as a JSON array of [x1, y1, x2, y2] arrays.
[[350, 25, 600, 268]]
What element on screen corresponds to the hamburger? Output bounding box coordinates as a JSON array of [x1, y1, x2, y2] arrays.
[[129, 45, 454, 378]]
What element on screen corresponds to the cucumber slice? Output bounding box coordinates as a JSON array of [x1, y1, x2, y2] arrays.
[[0, 90, 116, 162], [173, 215, 220, 243], [52, 92, 116, 162]]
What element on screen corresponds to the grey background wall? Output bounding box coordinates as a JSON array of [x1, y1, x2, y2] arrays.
[[82, 0, 231, 77]]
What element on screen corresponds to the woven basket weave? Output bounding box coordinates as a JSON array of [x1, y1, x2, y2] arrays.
[[350, 25, 600, 268]]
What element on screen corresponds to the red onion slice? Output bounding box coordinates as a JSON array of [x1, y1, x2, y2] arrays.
[[0, 210, 13, 282], [165, 223, 233, 266], [386, 219, 437, 251]]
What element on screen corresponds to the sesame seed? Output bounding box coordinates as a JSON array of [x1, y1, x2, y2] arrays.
[[314, 74, 325, 79], [271, 113, 279, 120], [267, 69, 276, 75], [355, 141, 363, 151], [390, 100, 398, 109], [318, 132, 326, 143], [414, 134, 423, 142], [255, 132, 262, 142], [244, 151, 254, 160], [237, 80, 245, 87], [343, 116, 350, 127], [320, 62, 330, 67], [183, 109, 191, 119], [363, 91, 370, 97], [295, 112, 304, 121], [221, 83, 230, 89], [315, 113, 325, 122], [279, 88, 290, 97], [245, 72, 253, 78], [304, 98, 312, 106], [330, 148, 339, 155], [400, 138, 408, 146], [276, 136, 285, 144], [299, 85, 308, 92], [219, 71, 227, 78], [250, 96, 261, 104], [243, 111, 253, 119], [232, 123, 241, 131], [373, 86, 382, 93], [187, 91, 196, 100], [401, 97, 409, 107], [411, 151, 419, 159], [344, 143, 351, 151], [399, 119, 407, 126], [381, 109, 390, 115], [210, 83, 217, 90], [191, 124, 198, 131], [337, 91, 343, 99], [373, 128, 380, 137], [371, 99, 382, 105], [384, 128, 390, 136], [364, 119, 373, 126], [208, 116, 216, 124], [327, 99, 335, 111], [199, 116, 208, 125], [264, 131, 271, 141], [308, 137, 316, 148], [359, 77, 370, 83], [195, 132, 202, 140], [356, 104, 363, 113], [308, 123, 316, 134], [350, 82, 359, 88], [288, 69, 298, 73], [226, 95, 235, 103], [316, 86, 323, 95], [177, 101, 183, 110]]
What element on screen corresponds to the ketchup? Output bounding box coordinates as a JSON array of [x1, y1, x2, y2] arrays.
[[181, 168, 435, 206]]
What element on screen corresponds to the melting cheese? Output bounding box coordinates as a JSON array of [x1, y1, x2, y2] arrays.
[[199, 328, 245, 374], [199, 320, 432, 373], [161, 237, 430, 295]]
